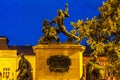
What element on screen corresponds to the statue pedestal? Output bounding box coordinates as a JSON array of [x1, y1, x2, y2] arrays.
[[33, 43, 85, 80]]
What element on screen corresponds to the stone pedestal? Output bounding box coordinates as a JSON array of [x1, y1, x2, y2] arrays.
[[33, 43, 85, 80]]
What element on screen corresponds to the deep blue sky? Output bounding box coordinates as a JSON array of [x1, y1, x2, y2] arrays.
[[0, 0, 106, 46]]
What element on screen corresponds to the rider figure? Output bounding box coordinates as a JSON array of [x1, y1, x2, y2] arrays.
[[16, 53, 33, 80], [48, 3, 79, 42]]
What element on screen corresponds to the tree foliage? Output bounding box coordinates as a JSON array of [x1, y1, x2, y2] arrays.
[[71, 0, 120, 78]]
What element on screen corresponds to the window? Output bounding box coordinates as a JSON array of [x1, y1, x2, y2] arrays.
[[3, 68, 10, 79]]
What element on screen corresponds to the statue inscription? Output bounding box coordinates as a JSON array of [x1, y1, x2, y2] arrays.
[[47, 55, 71, 73]]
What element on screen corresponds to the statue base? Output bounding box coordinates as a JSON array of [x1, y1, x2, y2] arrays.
[[33, 43, 85, 80]]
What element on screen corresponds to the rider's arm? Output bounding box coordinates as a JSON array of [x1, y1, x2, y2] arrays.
[[16, 60, 21, 72], [47, 17, 57, 25], [65, 3, 68, 13], [64, 3, 70, 17]]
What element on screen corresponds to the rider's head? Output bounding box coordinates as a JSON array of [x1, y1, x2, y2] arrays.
[[91, 54, 98, 61], [42, 19, 47, 26], [20, 53, 25, 59], [57, 9, 62, 16]]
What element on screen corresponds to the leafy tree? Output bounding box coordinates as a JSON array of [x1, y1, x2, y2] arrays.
[[71, 0, 120, 79]]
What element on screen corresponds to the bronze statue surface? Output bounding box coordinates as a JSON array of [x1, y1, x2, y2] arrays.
[[38, 19, 59, 44], [16, 53, 33, 80], [86, 54, 105, 80], [38, 3, 80, 44]]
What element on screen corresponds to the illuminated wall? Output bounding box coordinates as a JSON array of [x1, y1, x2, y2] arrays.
[[0, 50, 35, 80]]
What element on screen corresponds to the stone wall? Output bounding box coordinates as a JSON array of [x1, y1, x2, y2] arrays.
[[33, 43, 85, 80]]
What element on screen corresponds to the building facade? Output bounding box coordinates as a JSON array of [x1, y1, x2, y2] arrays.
[[0, 37, 35, 80], [0, 36, 115, 80]]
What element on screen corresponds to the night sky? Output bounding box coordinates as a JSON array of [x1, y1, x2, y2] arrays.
[[0, 0, 106, 46]]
